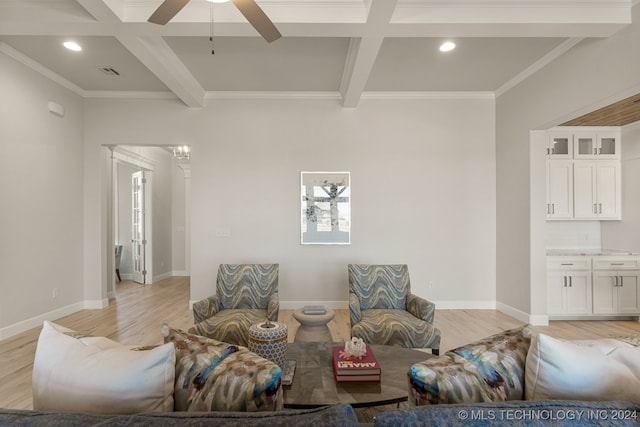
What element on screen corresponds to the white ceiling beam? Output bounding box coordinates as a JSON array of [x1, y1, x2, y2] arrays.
[[73, 0, 204, 107], [117, 35, 205, 107], [340, 0, 397, 107], [76, 0, 122, 23]]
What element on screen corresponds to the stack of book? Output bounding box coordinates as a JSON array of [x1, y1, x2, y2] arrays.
[[331, 344, 381, 382], [303, 305, 326, 315]]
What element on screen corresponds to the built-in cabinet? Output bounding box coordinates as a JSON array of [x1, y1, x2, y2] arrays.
[[592, 257, 640, 315], [547, 255, 640, 318], [546, 161, 573, 218], [546, 127, 621, 220], [573, 161, 620, 219], [547, 257, 592, 315]]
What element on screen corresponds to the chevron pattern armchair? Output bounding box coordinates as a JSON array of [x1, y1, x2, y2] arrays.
[[190, 264, 279, 346], [348, 264, 441, 355]]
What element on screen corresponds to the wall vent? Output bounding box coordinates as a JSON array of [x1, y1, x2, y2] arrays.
[[98, 66, 121, 76]]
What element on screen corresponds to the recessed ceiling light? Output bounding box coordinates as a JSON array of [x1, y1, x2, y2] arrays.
[[439, 41, 456, 52], [207, 0, 230, 3], [63, 41, 82, 52]]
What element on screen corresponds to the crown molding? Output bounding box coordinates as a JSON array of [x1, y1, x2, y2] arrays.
[[495, 37, 584, 98], [204, 91, 342, 100], [84, 91, 178, 99], [0, 42, 85, 97], [361, 91, 495, 100]]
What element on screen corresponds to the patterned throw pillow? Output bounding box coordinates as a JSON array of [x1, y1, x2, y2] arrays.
[[408, 325, 532, 405], [162, 324, 283, 412]]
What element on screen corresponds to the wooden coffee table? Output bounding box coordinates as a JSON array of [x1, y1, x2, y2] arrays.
[[282, 342, 432, 408]]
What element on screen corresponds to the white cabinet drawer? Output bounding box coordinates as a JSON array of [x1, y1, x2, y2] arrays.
[[593, 257, 640, 270], [547, 257, 591, 270]]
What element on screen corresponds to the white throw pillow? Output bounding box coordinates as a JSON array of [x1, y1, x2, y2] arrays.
[[32, 321, 175, 414], [525, 333, 640, 402]]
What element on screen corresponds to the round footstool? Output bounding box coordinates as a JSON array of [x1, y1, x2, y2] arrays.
[[248, 320, 288, 368], [292, 308, 335, 342]]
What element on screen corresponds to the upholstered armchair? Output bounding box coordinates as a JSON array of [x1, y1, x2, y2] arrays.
[[348, 264, 441, 355], [189, 264, 279, 346]]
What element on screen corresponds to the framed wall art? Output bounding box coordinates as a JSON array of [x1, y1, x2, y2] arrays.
[[300, 171, 351, 245]]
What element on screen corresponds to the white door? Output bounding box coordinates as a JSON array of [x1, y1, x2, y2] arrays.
[[595, 162, 620, 219], [132, 171, 146, 284], [547, 160, 573, 218], [617, 272, 640, 314], [564, 272, 592, 314], [592, 271, 617, 314], [573, 161, 597, 219]]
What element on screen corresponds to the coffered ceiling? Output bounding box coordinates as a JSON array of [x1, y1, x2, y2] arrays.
[[0, 1, 634, 108]]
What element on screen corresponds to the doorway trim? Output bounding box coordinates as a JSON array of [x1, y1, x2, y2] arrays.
[[110, 147, 156, 293]]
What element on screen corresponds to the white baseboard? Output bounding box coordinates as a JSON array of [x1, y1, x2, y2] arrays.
[[433, 300, 496, 310], [0, 301, 84, 341], [279, 301, 349, 310], [120, 273, 133, 280], [496, 302, 548, 325], [84, 298, 109, 309], [172, 270, 190, 277], [152, 272, 173, 283], [528, 314, 549, 326]]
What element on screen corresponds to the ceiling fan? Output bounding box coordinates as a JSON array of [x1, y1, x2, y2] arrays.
[[148, 0, 281, 43]]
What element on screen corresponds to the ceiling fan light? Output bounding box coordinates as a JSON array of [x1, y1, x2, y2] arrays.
[[63, 41, 82, 52], [439, 41, 456, 52]]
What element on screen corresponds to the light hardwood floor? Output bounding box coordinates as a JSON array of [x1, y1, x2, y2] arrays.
[[2, 277, 639, 410]]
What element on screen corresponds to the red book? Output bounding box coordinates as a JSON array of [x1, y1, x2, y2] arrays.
[[332, 345, 381, 382]]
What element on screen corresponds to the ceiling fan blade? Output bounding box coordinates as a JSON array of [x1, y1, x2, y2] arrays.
[[148, 0, 190, 25], [232, 0, 282, 43]]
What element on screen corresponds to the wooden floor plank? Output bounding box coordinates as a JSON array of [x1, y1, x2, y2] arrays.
[[1, 277, 638, 410]]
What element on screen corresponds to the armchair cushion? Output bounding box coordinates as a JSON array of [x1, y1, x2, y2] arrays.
[[352, 310, 440, 349], [162, 324, 282, 412], [189, 309, 268, 346]]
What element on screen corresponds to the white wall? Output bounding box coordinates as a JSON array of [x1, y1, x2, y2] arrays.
[[0, 52, 84, 337], [602, 121, 640, 252], [496, 4, 640, 319], [172, 164, 187, 275], [84, 96, 496, 308]]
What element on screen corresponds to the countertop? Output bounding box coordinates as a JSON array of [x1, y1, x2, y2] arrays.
[[547, 249, 640, 256]]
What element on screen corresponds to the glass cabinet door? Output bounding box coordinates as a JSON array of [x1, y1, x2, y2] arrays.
[[547, 133, 572, 158], [598, 134, 618, 158], [575, 133, 597, 158], [574, 132, 619, 159]]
